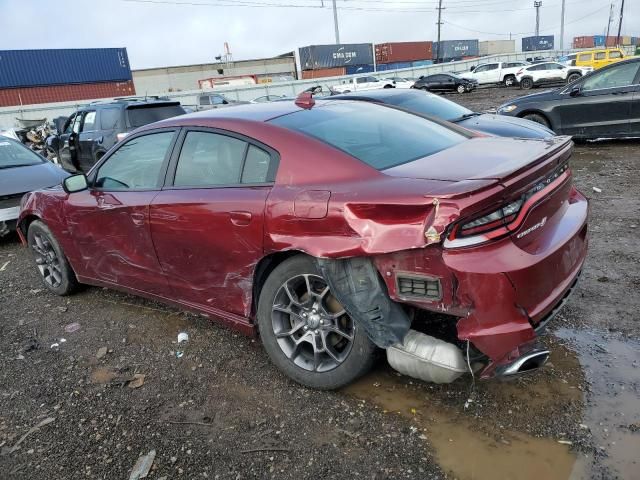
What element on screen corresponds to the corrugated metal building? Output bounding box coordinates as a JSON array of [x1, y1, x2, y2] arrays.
[[132, 54, 297, 94]]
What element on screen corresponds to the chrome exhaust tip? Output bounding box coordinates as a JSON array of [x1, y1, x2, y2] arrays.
[[499, 350, 550, 377]]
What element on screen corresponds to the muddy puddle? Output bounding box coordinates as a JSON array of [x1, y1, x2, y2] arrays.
[[344, 328, 640, 480]]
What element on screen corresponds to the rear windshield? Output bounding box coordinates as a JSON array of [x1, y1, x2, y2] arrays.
[[0, 137, 44, 168], [270, 101, 466, 170], [389, 93, 472, 122], [126, 104, 186, 128]]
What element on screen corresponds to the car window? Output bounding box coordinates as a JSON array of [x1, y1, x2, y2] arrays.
[[99, 108, 121, 130], [81, 111, 96, 132], [356, 77, 367, 84], [578, 54, 592, 62], [391, 92, 473, 121], [486, 64, 499, 71], [550, 63, 565, 70], [72, 114, 83, 134], [609, 51, 622, 59], [126, 104, 186, 128], [474, 65, 488, 73], [211, 95, 226, 105], [95, 131, 174, 190], [199, 96, 211, 106], [270, 101, 466, 170], [174, 131, 247, 186], [582, 62, 640, 91], [528, 65, 543, 71], [595, 52, 606, 60], [0, 138, 44, 167], [366, 76, 379, 83], [242, 145, 272, 183], [63, 113, 77, 134]]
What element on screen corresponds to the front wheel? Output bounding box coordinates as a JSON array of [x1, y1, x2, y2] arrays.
[[520, 78, 534, 90], [567, 73, 581, 84], [522, 113, 551, 129], [27, 220, 79, 296], [457, 84, 466, 94], [257, 255, 376, 390]]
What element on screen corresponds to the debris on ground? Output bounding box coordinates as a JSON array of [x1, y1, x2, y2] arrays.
[[592, 187, 602, 193], [3, 417, 55, 455], [63, 322, 81, 333], [0, 260, 9, 271], [96, 347, 108, 359], [176, 332, 189, 358], [128, 449, 156, 480], [127, 374, 146, 389]]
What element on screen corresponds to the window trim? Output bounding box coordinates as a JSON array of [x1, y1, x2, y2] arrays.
[[164, 126, 280, 190], [88, 127, 180, 192], [560, 61, 640, 95]]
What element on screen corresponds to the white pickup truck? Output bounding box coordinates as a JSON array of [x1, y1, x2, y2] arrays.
[[459, 61, 530, 87], [331, 75, 394, 93]]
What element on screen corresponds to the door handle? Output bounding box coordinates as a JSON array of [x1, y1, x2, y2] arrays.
[[130, 212, 145, 226], [229, 211, 252, 226]]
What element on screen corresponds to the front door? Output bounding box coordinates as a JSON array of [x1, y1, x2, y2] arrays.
[[150, 128, 277, 318], [64, 129, 178, 295], [557, 61, 640, 137], [77, 110, 97, 172], [58, 113, 82, 172]]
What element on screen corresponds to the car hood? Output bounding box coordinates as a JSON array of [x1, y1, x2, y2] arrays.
[[0, 162, 69, 196], [456, 113, 554, 139], [383, 136, 569, 182]]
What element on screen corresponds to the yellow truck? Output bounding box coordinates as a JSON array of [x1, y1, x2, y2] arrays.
[[575, 48, 626, 69]]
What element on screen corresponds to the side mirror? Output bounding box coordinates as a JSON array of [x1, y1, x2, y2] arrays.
[[569, 86, 582, 97], [63, 174, 88, 194]]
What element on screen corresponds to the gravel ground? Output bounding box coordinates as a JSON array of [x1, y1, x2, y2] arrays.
[[1, 86, 639, 479]]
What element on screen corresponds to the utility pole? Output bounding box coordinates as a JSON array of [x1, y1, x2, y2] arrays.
[[606, 2, 614, 39], [534, 1, 542, 37], [559, 0, 565, 50], [616, 0, 625, 46], [332, 0, 340, 44], [436, 0, 444, 62]]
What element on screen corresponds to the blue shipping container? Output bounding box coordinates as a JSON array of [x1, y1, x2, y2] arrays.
[[299, 44, 374, 70], [0, 48, 132, 89], [412, 60, 433, 67], [346, 64, 374, 75], [593, 35, 606, 47], [376, 62, 412, 72], [522, 35, 554, 52]]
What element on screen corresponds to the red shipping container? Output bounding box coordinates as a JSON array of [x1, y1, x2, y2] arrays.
[[0, 80, 136, 107], [301, 67, 346, 79], [573, 36, 595, 49], [605, 36, 619, 47], [375, 42, 433, 64]]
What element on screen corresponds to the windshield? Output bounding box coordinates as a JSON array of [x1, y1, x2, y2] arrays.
[[126, 104, 186, 128], [0, 137, 44, 169], [389, 93, 473, 121], [270, 101, 466, 170]]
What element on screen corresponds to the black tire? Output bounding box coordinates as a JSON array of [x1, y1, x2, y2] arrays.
[[567, 73, 581, 84], [420, 86, 430, 92], [257, 255, 376, 390], [520, 78, 533, 90], [27, 220, 79, 296], [522, 113, 551, 129], [383, 84, 394, 89], [503, 75, 516, 87]]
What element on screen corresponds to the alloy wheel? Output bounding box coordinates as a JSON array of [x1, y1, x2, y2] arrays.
[[31, 232, 63, 288], [271, 274, 354, 373]]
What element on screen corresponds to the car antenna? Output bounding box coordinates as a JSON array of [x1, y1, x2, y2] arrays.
[[295, 92, 315, 109]]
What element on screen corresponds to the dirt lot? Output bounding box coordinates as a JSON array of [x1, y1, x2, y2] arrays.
[[1, 86, 639, 480]]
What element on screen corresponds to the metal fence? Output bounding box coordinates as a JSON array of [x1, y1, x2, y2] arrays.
[[0, 47, 631, 129]]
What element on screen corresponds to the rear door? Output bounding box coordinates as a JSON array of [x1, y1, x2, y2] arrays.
[[64, 129, 178, 294], [150, 128, 277, 318], [58, 113, 83, 172], [555, 61, 640, 137]]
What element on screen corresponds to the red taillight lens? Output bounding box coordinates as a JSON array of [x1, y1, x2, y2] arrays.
[[458, 198, 524, 237]]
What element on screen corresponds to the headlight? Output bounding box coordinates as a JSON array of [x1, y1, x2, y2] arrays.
[[499, 105, 517, 113]]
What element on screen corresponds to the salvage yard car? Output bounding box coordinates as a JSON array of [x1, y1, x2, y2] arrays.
[[413, 73, 477, 94], [0, 137, 68, 237], [498, 56, 640, 139], [515, 62, 593, 90], [332, 75, 394, 93], [459, 61, 530, 87], [330, 89, 554, 138], [18, 96, 588, 390]]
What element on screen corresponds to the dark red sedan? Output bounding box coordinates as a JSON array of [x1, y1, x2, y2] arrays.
[[18, 97, 588, 389]]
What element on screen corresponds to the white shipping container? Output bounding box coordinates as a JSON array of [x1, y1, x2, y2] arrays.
[[479, 40, 516, 56]]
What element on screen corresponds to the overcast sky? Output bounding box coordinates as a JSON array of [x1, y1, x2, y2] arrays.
[[1, 0, 637, 69]]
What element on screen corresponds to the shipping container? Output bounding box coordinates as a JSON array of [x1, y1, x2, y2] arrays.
[[478, 40, 515, 56], [345, 64, 374, 75], [621, 36, 633, 46], [299, 44, 374, 70], [375, 41, 433, 64], [0, 48, 132, 89], [522, 35, 554, 52], [433, 40, 479, 60], [593, 35, 605, 47], [0, 80, 135, 108], [412, 60, 433, 67], [632, 37, 638, 46], [301, 67, 346, 79], [573, 36, 595, 49], [376, 62, 412, 72]]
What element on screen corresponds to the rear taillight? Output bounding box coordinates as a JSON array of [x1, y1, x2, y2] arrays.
[[116, 132, 129, 142], [445, 162, 569, 248]]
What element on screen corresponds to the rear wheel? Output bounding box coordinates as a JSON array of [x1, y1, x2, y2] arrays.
[[522, 113, 551, 129], [520, 78, 534, 90], [504, 75, 516, 87], [567, 72, 581, 84], [257, 255, 376, 390], [457, 84, 466, 94], [27, 220, 79, 296]]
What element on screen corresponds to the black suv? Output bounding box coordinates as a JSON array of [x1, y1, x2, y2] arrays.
[[48, 97, 186, 173]]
